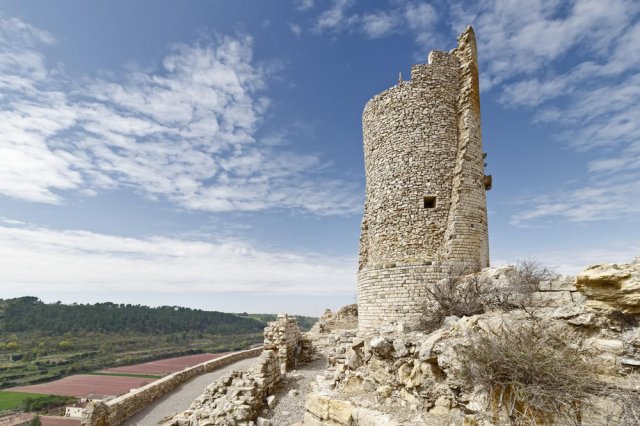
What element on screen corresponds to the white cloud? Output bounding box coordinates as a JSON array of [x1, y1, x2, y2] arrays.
[[314, 0, 356, 33], [0, 221, 356, 295], [0, 17, 360, 215], [450, 0, 640, 90], [360, 12, 399, 39], [296, 0, 315, 11], [311, 1, 436, 44], [289, 23, 303, 37], [510, 175, 640, 225]]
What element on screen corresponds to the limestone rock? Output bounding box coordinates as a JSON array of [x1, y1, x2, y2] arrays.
[[352, 407, 399, 426], [376, 385, 393, 398], [393, 338, 409, 357], [576, 260, 640, 314], [328, 399, 354, 425], [345, 348, 363, 370], [370, 336, 393, 358], [266, 395, 276, 409], [304, 393, 329, 420], [418, 330, 444, 361]]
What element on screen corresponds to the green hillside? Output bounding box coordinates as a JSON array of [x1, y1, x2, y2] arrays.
[[0, 297, 264, 335], [0, 297, 317, 390]]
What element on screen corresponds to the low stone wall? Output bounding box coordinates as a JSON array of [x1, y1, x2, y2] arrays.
[[81, 347, 263, 426], [162, 350, 281, 425]]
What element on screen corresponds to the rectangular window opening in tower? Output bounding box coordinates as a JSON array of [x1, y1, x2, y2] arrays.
[[423, 196, 436, 209]]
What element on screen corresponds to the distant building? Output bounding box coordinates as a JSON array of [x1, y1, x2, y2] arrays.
[[64, 403, 86, 418]]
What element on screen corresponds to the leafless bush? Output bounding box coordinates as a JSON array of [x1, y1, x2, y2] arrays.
[[514, 259, 558, 292], [422, 260, 559, 329], [483, 259, 558, 312], [596, 376, 640, 426], [459, 320, 593, 425], [422, 263, 489, 330]]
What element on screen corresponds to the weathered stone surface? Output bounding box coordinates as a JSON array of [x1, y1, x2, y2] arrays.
[[266, 395, 276, 409], [328, 399, 354, 425], [304, 393, 329, 420], [370, 337, 392, 358], [392, 339, 409, 358], [531, 290, 573, 307], [418, 330, 444, 361], [576, 260, 640, 314], [352, 407, 399, 426], [345, 348, 363, 370], [357, 26, 490, 332]]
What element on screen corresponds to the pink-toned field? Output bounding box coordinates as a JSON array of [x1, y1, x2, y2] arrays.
[[8, 375, 156, 398], [98, 352, 227, 376], [6, 352, 230, 399]]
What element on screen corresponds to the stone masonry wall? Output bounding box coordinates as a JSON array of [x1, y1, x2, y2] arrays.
[[263, 314, 307, 373], [81, 347, 263, 426], [358, 263, 454, 331], [357, 27, 490, 332], [161, 350, 282, 425]]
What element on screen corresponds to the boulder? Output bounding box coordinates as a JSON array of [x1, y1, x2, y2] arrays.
[[370, 336, 393, 358], [393, 338, 409, 357], [418, 330, 444, 361], [345, 348, 363, 370], [576, 260, 640, 314]]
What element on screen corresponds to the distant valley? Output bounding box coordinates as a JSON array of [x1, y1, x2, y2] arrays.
[[0, 297, 317, 391]]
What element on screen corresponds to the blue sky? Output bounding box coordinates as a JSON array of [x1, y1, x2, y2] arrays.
[[0, 0, 639, 316]]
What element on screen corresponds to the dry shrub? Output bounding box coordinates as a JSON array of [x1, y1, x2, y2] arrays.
[[459, 320, 593, 425], [484, 259, 558, 311], [513, 259, 557, 290], [422, 263, 488, 330], [595, 374, 640, 426], [422, 260, 558, 329]]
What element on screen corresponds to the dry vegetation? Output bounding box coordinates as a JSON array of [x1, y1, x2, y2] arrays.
[[459, 320, 592, 425], [421, 259, 557, 330]]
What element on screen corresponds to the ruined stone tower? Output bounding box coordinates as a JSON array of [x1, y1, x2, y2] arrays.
[[357, 27, 490, 332]]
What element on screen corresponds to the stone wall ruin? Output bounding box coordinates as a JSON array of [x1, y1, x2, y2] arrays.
[[358, 27, 491, 332]]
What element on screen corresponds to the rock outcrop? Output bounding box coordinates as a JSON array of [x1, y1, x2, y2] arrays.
[[577, 259, 640, 314], [300, 259, 640, 425]]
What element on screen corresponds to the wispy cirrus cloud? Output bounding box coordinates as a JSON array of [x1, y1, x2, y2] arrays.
[[0, 218, 356, 294], [311, 0, 438, 45], [447, 0, 640, 225], [0, 16, 360, 215]]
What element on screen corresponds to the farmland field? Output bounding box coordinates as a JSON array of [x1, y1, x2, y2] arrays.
[[0, 391, 48, 410], [5, 352, 233, 399], [98, 352, 227, 376], [7, 374, 157, 399]]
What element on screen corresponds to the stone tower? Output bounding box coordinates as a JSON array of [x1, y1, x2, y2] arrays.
[[357, 27, 490, 332]]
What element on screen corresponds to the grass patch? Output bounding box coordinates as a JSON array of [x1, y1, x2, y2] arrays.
[[0, 391, 50, 411], [87, 372, 162, 379]]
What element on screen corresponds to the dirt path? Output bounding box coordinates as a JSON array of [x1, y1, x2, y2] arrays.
[[257, 355, 328, 425], [124, 357, 258, 426]]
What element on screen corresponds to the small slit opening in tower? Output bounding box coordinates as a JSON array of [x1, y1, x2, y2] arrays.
[[423, 196, 436, 209]]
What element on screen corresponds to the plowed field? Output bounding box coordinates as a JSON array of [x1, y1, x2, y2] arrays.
[[8, 375, 156, 398], [99, 352, 227, 376]]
